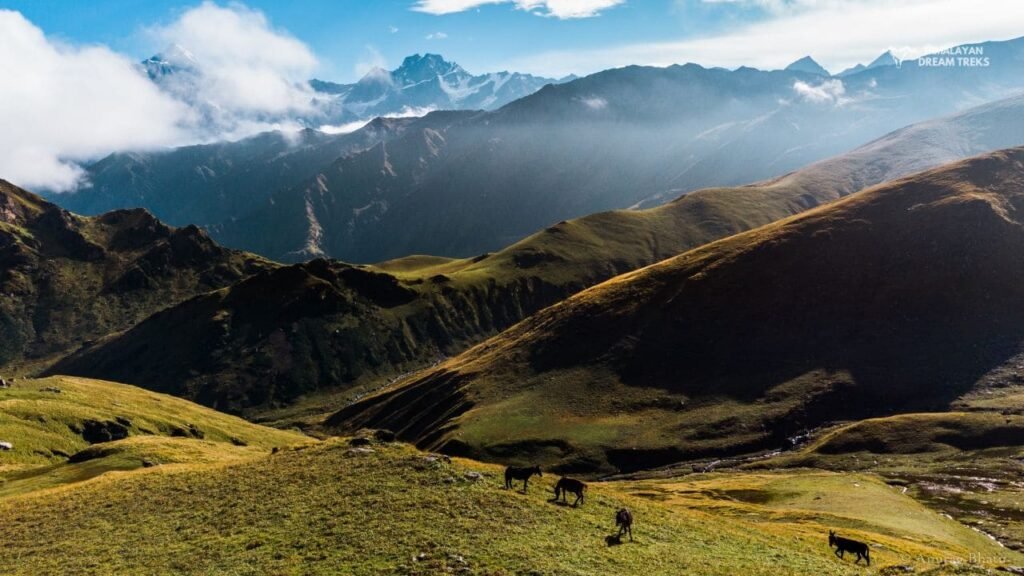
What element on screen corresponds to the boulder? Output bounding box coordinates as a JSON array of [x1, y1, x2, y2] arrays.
[[78, 419, 130, 443]]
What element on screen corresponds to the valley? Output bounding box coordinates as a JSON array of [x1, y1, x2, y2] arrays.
[[38, 93, 1024, 419], [5, 5, 1024, 572]]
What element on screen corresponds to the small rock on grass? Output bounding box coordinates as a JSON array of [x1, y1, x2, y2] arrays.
[[345, 447, 375, 456], [878, 565, 916, 575], [463, 471, 485, 482]]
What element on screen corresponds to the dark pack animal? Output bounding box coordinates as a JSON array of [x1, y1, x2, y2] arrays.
[[829, 530, 870, 565], [553, 477, 586, 506], [615, 508, 633, 541], [504, 465, 542, 491]]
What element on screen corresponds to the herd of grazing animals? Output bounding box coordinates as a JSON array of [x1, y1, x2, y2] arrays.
[[501, 465, 872, 563]]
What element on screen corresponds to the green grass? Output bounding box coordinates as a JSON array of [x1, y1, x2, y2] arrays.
[[753, 412, 1024, 552], [1, 437, 1013, 575], [618, 471, 1010, 559], [0, 377, 1018, 574], [0, 376, 308, 474]]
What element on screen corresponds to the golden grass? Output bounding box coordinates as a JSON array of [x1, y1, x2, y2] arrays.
[[1, 437, 1011, 575]]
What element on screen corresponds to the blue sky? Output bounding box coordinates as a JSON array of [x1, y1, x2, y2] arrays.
[[7, 0, 1022, 81], [4, 0, 719, 80]]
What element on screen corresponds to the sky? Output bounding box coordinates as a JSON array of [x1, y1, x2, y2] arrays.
[[6, 0, 1023, 81], [1, 0, 1022, 191]]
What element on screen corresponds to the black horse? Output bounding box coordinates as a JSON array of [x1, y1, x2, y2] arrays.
[[829, 530, 870, 565], [504, 465, 542, 491], [553, 477, 586, 506], [615, 508, 633, 541]]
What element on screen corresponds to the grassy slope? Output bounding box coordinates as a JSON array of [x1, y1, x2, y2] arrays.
[[0, 436, 1013, 575], [751, 410, 1024, 551], [0, 376, 307, 477], [334, 147, 1024, 473]]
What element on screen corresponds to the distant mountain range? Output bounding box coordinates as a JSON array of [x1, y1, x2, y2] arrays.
[[784, 50, 903, 77], [53, 37, 1024, 264], [310, 53, 571, 123], [214, 37, 1024, 262], [837, 51, 901, 77], [65, 118, 423, 229], [142, 48, 565, 127], [785, 55, 831, 76]]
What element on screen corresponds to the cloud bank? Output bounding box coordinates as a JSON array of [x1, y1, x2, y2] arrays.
[[792, 79, 848, 105], [0, 2, 324, 192], [412, 0, 624, 19], [149, 2, 319, 117], [0, 10, 191, 191]]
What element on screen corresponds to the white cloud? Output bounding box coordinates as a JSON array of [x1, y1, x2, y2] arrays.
[[792, 78, 847, 105], [318, 106, 437, 135], [504, 0, 1024, 77], [412, 0, 624, 19], [354, 45, 391, 79], [149, 1, 318, 116], [0, 3, 328, 192], [0, 10, 191, 191], [579, 96, 608, 110], [426, 31, 449, 40]]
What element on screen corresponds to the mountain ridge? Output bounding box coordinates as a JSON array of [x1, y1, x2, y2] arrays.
[[311, 52, 564, 122], [0, 179, 270, 369], [331, 146, 1024, 473], [47, 94, 1024, 417]]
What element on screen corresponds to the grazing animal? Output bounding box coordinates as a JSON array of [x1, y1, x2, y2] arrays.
[[829, 530, 870, 565], [615, 508, 633, 541], [504, 465, 542, 491], [553, 477, 586, 506]]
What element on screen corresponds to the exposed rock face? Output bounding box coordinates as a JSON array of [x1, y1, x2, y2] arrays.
[[0, 179, 270, 366], [78, 420, 130, 444]]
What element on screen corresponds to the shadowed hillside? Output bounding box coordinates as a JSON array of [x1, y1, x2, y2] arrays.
[[0, 180, 270, 369], [56, 118, 434, 229], [333, 147, 1024, 473]]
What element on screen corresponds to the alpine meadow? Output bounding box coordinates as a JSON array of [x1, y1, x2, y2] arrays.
[[3, 1, 1024, 574]]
